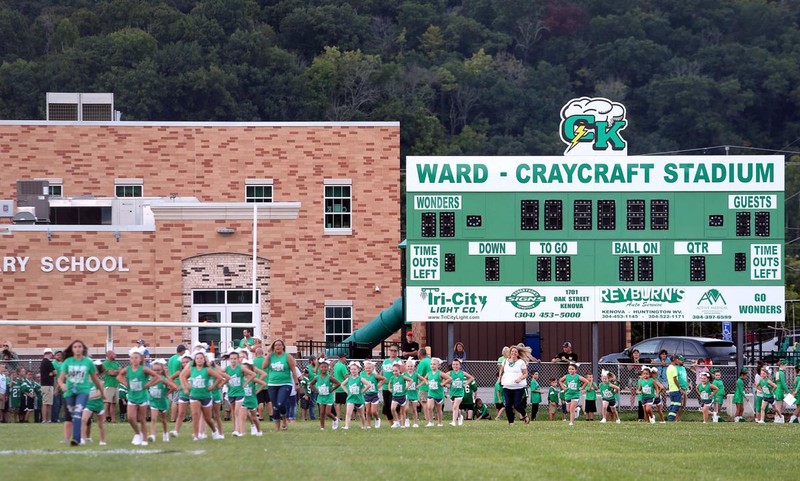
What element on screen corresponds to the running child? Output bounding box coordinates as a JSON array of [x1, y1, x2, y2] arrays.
[[420, 357, 451, 427], [169, 352, 192, 437], [240, 358, 268, 436], [340, 361, 372, 430], [733, 368, 747, 422], [637, 366, 657, 424], [696, 372, 719, 423], [599, 371, 620, 423], [387, 363, 413, 428], [755, 367, 777, 424], [405, 360, 421, 427], [583, 373, 597, 421], [81, 360, 107, 445], [309, 358, 341, 430], [547, 378, 560, 421], [361, 360, 385, 428], [180, 350, 226, 440], [144, 359, 179, 443], [560, 363, 588, 426], [711, 369, 725, 422], [224, 350, 247, 436], [117, 347, 159, 446], [447, 358, 475, 427], [773, 360, 788, 423], [649, 367, 666, 423]]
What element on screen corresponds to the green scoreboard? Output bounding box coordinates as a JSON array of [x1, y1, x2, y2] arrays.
[[406, 155, 785, 323]]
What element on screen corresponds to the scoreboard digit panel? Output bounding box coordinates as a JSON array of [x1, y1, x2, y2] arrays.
[[407, 156, 785, 323]]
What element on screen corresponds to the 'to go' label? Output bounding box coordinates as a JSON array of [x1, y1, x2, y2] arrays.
[[530, 242, 578, 255]]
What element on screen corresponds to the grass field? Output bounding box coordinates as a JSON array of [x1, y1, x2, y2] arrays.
[[2, 413, 799, 481]]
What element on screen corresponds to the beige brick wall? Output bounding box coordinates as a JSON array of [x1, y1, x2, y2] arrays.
[[0, 124, 401, 350]]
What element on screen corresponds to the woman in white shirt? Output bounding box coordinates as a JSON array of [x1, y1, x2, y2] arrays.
[[498, 344, 531, 424]]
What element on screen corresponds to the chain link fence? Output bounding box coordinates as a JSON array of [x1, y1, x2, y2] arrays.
[[4, 358, 796, 414]]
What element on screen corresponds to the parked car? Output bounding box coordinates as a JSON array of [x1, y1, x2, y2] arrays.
[[600, 336, 736, 365]]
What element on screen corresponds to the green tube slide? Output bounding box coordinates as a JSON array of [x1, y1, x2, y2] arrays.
[[326, 297, 404, 357]]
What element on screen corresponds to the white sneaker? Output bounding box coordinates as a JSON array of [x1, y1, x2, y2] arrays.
[[458, 415, 463, 426], [80, 439, 86, 445], [575, 407, 581, 419], [375, 418, 381, 429], [649, 417, 656, 424], [232, 431, 240, 437], [756, 420, 766, 424], [163, 433, 170, 442], [437, 423, 443, 427], [253, 430, 263, 437], [251, 426, 258, 435], [169, 430, 179, 438], [198, 432, 207, 440], [412, 423, 419, 428], [192, 435, 199, 441], [616, 419, 621, 424], [426, 422, 434, 427], [131, 434, 142, 446], [391, 422, 400, 428], [147, 435, 156, 443], [99, 441, 107, 446], [332, 418, 339, 430], [600, 418, 607, 423], [405, 418, 410, 428], [789, 415, 797, 423], [342, 426, 349, 430], [212, 431, 225, 440], [449, 421, 457, 427], [140, 440, 148, 446], [569, 422, 574, 426]]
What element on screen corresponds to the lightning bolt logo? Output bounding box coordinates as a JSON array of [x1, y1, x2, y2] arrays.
[[567, 124, 588, 153]]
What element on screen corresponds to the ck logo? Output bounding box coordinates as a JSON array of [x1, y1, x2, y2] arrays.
[[560, 97, 628, 155]]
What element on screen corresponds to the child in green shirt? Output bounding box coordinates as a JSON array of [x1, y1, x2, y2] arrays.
[[711, 369, 725, 422], [475, 398, 491, 420], [583, 373, 597, 421], [734, 368, 747, 422], [548, 378, 561, 421], [493, 380, 505, 420], [529, 371, 541, 421]]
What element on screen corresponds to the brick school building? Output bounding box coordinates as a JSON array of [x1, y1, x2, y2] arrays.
[[0, 121, 400, 356]]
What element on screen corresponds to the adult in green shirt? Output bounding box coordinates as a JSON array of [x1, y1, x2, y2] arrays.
[[675, 355, 688, 421], [333, 352, 349, 419], [381, 344, 402, 423], [238, 329, 256, 353], [265, 339, 299, 431], [57, 340, 104, 446], [167, 344, 187, 423], [102, 350, 121, 424]]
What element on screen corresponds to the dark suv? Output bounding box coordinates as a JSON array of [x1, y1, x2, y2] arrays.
[[600, 336, 736, 365]]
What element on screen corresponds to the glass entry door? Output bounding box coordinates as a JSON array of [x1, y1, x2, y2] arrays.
[[191, 289, 259, 352]]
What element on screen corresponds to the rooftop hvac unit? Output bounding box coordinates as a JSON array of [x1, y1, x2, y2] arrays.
[[16, 180, 50, 222], [46, 93, 114, 121]]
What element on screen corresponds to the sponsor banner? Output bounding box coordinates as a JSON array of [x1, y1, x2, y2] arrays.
[[597, 285, 784, 322], [407, 286, 594, 322], [407, 156, 784, 193], [408, 285, 784, 322]]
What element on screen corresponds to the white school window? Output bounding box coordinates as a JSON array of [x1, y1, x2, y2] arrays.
[[324, 301, 353, 344], [245, 179, 274, 203], [114, 178, 143, 198], [36, 178, 64, 197], [324, 179, 352, 234]]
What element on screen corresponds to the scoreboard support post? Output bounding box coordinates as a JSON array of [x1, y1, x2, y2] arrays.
[[736, 322, 744, 373], [447, 322, 454, 363], [592, 322, 599, 381]]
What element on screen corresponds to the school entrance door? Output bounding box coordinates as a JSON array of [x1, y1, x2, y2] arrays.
[[190, 289, 260, 352]]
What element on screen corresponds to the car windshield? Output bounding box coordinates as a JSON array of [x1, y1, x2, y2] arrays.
[[703, 342, 735, 358]]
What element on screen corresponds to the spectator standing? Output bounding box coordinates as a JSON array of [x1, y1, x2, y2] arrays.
[[168, 344, 187, 423], [402, 331, 420, 359], [103, 350, 121, 423], [51, 350, 64, 423], [452, 342, 467, 362], [239, 330, 256, 354], [0, 363, 7, 423], [333, 352, 348, 425], [39, 348, 56, 424], [551, 341, 578, 363]]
